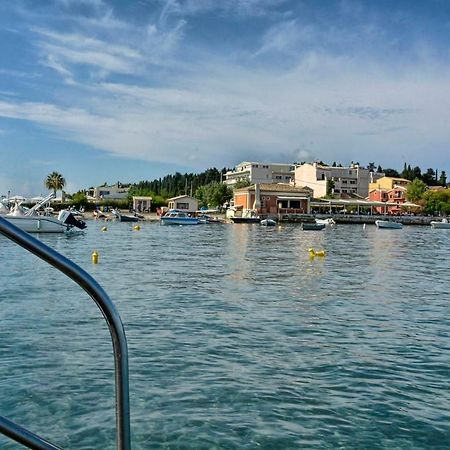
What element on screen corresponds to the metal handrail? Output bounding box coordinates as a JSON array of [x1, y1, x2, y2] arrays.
[[0, 216, 131, 450]]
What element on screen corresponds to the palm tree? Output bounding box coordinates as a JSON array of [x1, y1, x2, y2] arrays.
[[45, 171, 66, 198]]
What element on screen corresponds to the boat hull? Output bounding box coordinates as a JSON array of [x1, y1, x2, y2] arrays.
[[260, 219, 277, 226], [160, 217, 199, 225], [302, 222, 326, 231], [431, 221, 450, 229], [4, 216, 69, 233], [231, 217, 260, 224], [118, 214, 139, 222], [375, 220, 403, 229]]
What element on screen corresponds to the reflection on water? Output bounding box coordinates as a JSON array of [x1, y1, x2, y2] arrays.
[[1, 222, 450, 449]]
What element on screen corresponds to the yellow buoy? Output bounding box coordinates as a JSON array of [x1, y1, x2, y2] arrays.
[[101, 226, 108, 232], [91, 250, 99, 264], [133, 225, 141, 231], [309, 248, 326, 257]]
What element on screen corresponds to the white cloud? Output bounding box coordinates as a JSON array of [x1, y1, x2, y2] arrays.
[[2, 1, 450, 175], [1, 48, 450, 171]]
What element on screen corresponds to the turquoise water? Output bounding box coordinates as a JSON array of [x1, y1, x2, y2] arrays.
[[1, 221, 450, 449]]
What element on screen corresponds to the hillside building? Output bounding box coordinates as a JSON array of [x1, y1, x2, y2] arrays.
[[294, 163, 376, 198], [225, 162, 295, 186]]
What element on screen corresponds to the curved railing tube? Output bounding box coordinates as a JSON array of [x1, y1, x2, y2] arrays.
[[0, 216, 131, 450], [0, 416, 62, 450]]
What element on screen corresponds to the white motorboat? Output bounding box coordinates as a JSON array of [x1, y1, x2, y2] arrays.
[[260, 218, 277, 226], [315, 218, 336, 225], [4, 194, 86, 233], [375, 220, 403, 229], [430, 218, 450, 229]]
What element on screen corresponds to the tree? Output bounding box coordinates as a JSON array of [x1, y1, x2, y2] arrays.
[[422, 168, 437, 186], [233, 179, 252, 189], [71, 191, 88, 207], [439, 171, 447, 187], [45, 171, 66, 197], [326, 179, 335, 197], [412, 166, 422, 180], [406, 178, 427, 202], [208, 182, 233, 208], [384, 168, 400, 177], [367, 162, 376, 172], [423, 189, 450, 215], [195, 182, 233, 208]]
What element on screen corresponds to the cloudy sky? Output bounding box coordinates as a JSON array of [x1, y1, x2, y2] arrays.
[[1, 0, 449, 196]]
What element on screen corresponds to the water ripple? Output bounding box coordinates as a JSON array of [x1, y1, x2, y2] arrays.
[[1, 223, 450, 448]]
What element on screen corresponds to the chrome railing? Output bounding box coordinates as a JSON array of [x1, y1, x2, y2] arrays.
[[0, 216, 131, 450]]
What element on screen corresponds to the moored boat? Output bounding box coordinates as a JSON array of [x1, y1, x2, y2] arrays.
[[160, 209, 199, 225], [231, 216, 261, 223], [5, 205, 86, 233], [430, 218, 450, 229], [375, 220, 403, 229], [197, 214, 224, 224], [260, 218, 277, 226], [111, 209, 139, 222], [315, 218, 335, 225], [302, 222, 326, 231]]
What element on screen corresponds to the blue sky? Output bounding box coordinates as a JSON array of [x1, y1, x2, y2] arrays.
[[1, 0, 450, 196]]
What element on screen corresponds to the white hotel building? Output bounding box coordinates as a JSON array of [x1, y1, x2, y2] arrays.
[[294, 163, 374, 198], [224, 162, 295, 186]]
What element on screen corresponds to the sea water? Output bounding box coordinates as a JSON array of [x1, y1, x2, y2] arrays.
[[1, 222, 449, 449]]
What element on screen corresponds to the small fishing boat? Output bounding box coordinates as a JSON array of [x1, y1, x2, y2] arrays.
[[302, 222, 326, 231], [375, 220, 403, 229], [160, 209, 199, 225], [111, 209, 139, 222], [260, 218, 277, 226], [430, 218, 450, 229], [315, 218, 335, 225], [197, 214, 224, 224]]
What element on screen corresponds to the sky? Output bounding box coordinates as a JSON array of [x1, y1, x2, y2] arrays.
[[1, 0, 450, 196]]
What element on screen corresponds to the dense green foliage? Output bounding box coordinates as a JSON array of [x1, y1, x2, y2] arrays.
[[233, 179, 252, 189], [423, 189, 450, 215], [70, 191, 88, 208], [326, 179, 335, 197], [195, 182, 233, 208], [129, 168, 227, 199], [406, 178, 427, 202]]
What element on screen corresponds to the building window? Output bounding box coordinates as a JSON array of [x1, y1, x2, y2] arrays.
[[290, 200, 301, 209], [176, 202, 189, 209]]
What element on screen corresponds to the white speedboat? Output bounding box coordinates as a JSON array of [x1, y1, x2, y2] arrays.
[[160, 210, 199, 225], [4, 194, 86, 233], [260, 218, 277, 226], [315, 218, 335, 225], [375, 220, 403, 229], [430, 218, 450, 229]]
